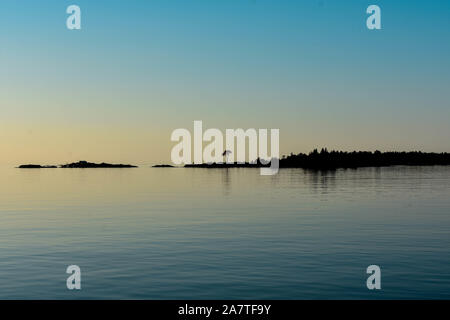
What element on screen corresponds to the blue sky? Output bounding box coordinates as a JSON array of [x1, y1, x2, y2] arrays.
[[1, 0, 450, 164]]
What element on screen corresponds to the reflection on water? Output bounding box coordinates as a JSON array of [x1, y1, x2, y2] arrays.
[[0, 166, 449, 299], [221, 169, 231, 196], [307, 169, 337, 194]]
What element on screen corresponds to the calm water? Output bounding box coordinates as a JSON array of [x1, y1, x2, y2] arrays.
[[0, 165, 449, 299]]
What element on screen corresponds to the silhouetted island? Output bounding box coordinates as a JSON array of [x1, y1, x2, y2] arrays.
[[152, 164, 174, 168], [18, 164, 57, 169], [185, 162, 267, 168], [60, 161, 137, 168], [185, 149, 450, 170]]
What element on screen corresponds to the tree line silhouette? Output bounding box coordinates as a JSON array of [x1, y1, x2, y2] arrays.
[[279, 149, 450, 169]]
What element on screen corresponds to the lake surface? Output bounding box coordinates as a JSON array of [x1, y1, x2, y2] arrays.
[[0, 165, 449, 299]]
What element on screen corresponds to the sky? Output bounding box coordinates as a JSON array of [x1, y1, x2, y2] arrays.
[[1, 0, 450, 165]]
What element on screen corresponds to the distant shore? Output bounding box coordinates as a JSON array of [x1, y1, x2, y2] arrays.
[[17, 150, 450, 170], [18, 161, 137, 169], [184, 150, 450, 170]]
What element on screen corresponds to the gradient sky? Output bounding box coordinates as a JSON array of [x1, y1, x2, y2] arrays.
[[1, 0, 450, 165]]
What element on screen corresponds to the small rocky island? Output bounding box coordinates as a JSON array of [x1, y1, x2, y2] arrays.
[[152, 164, 174, 168], [185, 163, 266, 168], [60, 161, 137, 168], [18, 164, 57, 169], [18, 161, 137, 168]]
